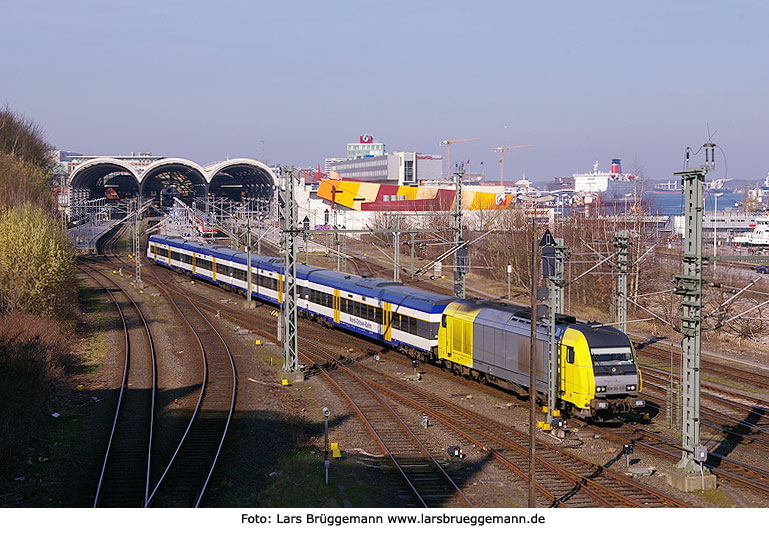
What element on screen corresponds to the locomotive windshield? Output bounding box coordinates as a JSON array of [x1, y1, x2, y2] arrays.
[[590, 347, 634, 364]]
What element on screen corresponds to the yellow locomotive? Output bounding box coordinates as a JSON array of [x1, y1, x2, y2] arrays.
[[438, 300, 644, 418]]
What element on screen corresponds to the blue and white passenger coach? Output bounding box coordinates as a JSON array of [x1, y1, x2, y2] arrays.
[[147, 235, 452, 355]]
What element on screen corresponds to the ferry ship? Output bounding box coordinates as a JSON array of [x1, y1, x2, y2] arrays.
[[573, 159, 637, 203], [733, 216, 769, 247]]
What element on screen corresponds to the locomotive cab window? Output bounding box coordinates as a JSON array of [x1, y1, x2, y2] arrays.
[[566, 346, 574, 364], [441, 314, 447, 328], [590, 347, 633, 364]]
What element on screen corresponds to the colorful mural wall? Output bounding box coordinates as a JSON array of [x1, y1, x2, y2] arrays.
[[317, 179, 517, 212]]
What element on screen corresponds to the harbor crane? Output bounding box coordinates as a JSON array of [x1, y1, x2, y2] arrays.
[[439, 137, 480, 180], [492, 144, 532, 186]]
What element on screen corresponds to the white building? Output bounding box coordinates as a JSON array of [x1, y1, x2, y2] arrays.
[[346, 134, 385, 159], [330, 152, 443, 185]]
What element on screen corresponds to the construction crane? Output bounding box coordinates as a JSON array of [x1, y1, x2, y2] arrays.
[[492, 144, 532, 186], [439, 137, 480, 180]]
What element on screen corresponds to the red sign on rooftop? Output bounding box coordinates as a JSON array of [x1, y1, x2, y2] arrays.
[[359, 134, 373, 143]]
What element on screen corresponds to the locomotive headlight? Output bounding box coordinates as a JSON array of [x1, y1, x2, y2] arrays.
[[596, 386, 606, 393], [626, 384, 636, 391]]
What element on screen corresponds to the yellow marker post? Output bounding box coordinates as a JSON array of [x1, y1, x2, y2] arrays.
[[255, 339, 262, 346], [281, 379, 289, 386]]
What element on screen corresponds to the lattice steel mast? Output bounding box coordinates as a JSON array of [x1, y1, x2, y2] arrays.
[[282, 167, 299, 373], [453, 165, 466, 299]]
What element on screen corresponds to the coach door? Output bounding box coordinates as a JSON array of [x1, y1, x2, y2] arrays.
[[212, 258, 217, 282], [333, 289, 340, 324], [278, 274, 283, 303], [383, 302, 392, 341], [192, 252, 196, 274], [559, 345, 571, 395]]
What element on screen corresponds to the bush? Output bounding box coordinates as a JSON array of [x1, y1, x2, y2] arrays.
[[0, 204, 75, 317], [0, 313, 69, 474], [0, 153, 55, 212]]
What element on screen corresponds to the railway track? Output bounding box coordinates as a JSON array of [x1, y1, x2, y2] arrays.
[[132, 259, 694, 507], [635, 338, 769, 395], [587, 423, 769, 497], [79, 263, 157, 507], [347, 359, 689, 507], [306, 345, 473, 507], [129, 263, 471, 507], [146, 284, 237, 507], [93, 225, 238, 507], [641, 369, 769, 443], [98, 224, 766, 504]]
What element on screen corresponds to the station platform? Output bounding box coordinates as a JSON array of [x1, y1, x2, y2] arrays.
[[67, 220, 121, 254]]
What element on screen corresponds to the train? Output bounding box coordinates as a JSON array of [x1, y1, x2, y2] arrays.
[[147, 234, 645, 419]]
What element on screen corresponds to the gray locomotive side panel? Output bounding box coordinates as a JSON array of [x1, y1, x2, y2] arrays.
[[472, 311, 549, 392]]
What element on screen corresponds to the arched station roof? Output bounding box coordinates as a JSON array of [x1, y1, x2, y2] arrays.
[[69, 157, 141, 192], [207, 158, 277, 201], [68, 157, 276, 201], [140, 158, 208, 198]]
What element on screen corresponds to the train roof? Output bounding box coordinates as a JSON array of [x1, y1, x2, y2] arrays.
[[462, 299, 577, 325], [381, 284, 454, 313], [571, 324, 631, 349], [308, 269, 452, 312]]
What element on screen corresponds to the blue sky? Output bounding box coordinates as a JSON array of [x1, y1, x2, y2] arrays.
[[2, 1, 767, 182]]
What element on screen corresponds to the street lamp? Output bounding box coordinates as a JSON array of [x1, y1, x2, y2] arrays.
[[714, 192, 724, 268], [624, 193, 632, 218]]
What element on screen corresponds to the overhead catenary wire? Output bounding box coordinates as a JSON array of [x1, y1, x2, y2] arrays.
[[702, 277, 761, 321], [624, 295, 677, 330]]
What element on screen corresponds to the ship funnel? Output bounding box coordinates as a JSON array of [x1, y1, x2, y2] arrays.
[[611, 158, 622, 175]]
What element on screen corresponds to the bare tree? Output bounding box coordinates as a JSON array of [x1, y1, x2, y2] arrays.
[[0, 105, 53, 170]]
